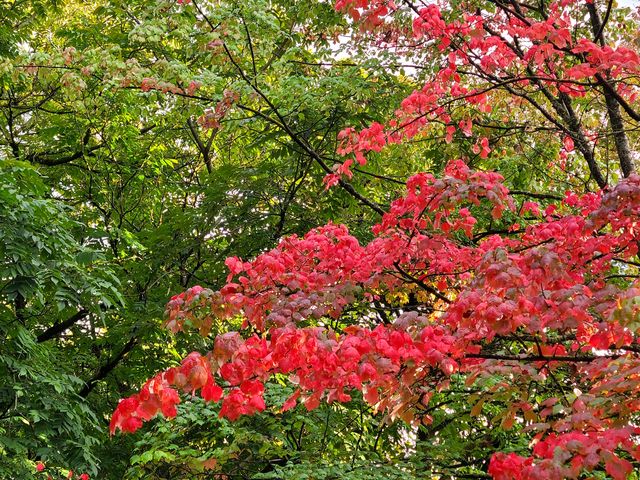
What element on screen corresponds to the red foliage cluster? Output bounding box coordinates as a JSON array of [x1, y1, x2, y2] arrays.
[[138, 77, 201, 96], [489, 427, 638, 480], [110, 1, 640, 477], [113, 158, 640, 478], [197, 89, 239, 130], [328, 0, 640, 183], [34, 463, 89, 480], [110, 352, 222, 433]]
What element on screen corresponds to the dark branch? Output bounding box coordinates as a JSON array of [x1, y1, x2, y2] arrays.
[[393, 262, 452, 304], [222, 47, 385, 215], [509, 190, 563, 201], [466, 353, 623, 362], [79, 335, 138, 398], [37, 309, 89, 342]]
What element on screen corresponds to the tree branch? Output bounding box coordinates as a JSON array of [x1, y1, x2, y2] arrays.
[[187, 117, 214, 173], [222, 47, 385, 215], [79, 334, 138, 398], [466, 352, 629, 362], [587, 1, 635, 177], [393, 262, 452, 304], [37, 309, 88, 342]]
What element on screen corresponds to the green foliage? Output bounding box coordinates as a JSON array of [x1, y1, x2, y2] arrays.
[[0, 163, 122, 311], [0, 163, 122, 477], [124, 389, 415, 480]]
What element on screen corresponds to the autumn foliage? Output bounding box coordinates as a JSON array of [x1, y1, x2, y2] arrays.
[[109, 0, 640, 478], [112, 158, 640, 478], [34, 463, 89, 480], [330, 0, 639, 188]]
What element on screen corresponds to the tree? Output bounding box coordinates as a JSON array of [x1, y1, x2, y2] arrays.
[[1, 0, 412, 477], [3, 0, 640, 477], [0, 163, 121, 477], [109, 0, 640, 478], [112, 157, 640, 479]]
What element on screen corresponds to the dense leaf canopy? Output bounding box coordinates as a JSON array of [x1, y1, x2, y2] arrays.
[[1, 0, 639, 479]]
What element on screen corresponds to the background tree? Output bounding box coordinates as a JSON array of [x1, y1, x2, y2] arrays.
[[1, 0, 413, 477]]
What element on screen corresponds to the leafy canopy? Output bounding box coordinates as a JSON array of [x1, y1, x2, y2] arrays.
[[111, 0, 640, 478]]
